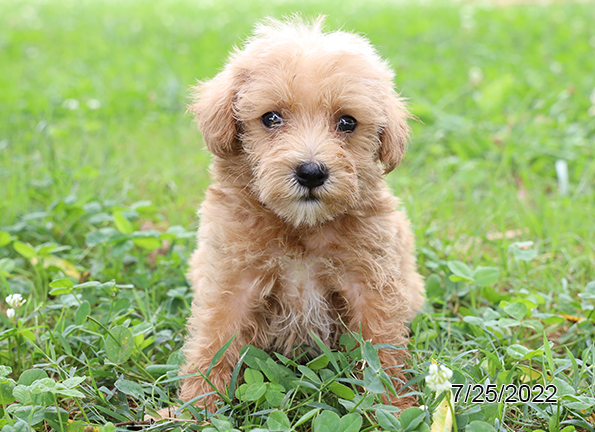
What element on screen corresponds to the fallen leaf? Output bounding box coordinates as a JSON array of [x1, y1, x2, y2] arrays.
[[431, 393, 453, 432]]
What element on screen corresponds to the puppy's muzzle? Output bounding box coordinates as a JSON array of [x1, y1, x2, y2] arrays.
[[295, 162, 328, 189]]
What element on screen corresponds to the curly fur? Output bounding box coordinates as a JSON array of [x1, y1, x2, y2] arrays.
[[176, 16, 425, 413]]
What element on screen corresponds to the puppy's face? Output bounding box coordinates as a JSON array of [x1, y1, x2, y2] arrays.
[[191, 19, 410, 226]]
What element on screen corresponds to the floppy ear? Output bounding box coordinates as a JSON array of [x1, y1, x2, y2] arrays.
[[188, 69, 242, 158], [378, 92, 411, 174]]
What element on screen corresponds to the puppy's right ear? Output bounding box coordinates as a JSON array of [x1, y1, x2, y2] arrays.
[[189, 70, 242, 158]]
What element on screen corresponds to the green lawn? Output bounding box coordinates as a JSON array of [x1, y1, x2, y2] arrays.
[[1, 0, 594, 431]]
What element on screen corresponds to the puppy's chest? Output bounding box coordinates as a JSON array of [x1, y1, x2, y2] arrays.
[[267, 253, 339, 349], [280, 255, 328, 309]]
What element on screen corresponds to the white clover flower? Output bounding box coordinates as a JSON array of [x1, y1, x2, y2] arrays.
[[62, 99, 80, 110], [6, 308, 15, 319], [87, 99, 101, 110], [6, 294, 26, 309], [425, 362, 453, 394], [468, 67, 483, 86]]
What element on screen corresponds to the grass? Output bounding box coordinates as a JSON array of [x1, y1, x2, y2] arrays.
[[1, 0, 594, 430]]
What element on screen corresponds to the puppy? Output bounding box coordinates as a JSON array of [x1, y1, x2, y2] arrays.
[[179, 17, 424, 411]]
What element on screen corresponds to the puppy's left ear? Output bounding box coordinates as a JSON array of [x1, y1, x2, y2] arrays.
[[378, 93, 411, 174]]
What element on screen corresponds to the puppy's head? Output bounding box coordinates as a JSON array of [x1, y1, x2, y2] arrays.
[[190, 17, 410, 226]]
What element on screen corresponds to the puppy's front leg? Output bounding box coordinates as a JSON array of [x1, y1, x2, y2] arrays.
[[178, 293, 255, 411], [342, 283, 416, 409]]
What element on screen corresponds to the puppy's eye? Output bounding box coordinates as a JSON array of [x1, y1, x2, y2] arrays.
[[337, 115, 357, 133], [261, 111, 284, 129]]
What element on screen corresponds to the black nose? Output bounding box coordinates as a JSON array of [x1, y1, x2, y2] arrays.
[[295, 163, 328, 189]]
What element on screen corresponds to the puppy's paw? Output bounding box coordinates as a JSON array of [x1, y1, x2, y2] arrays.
[[143, 406, 182, 422]]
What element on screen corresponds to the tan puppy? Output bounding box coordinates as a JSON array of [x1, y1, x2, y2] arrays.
[[180, 17, 424, 411]]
